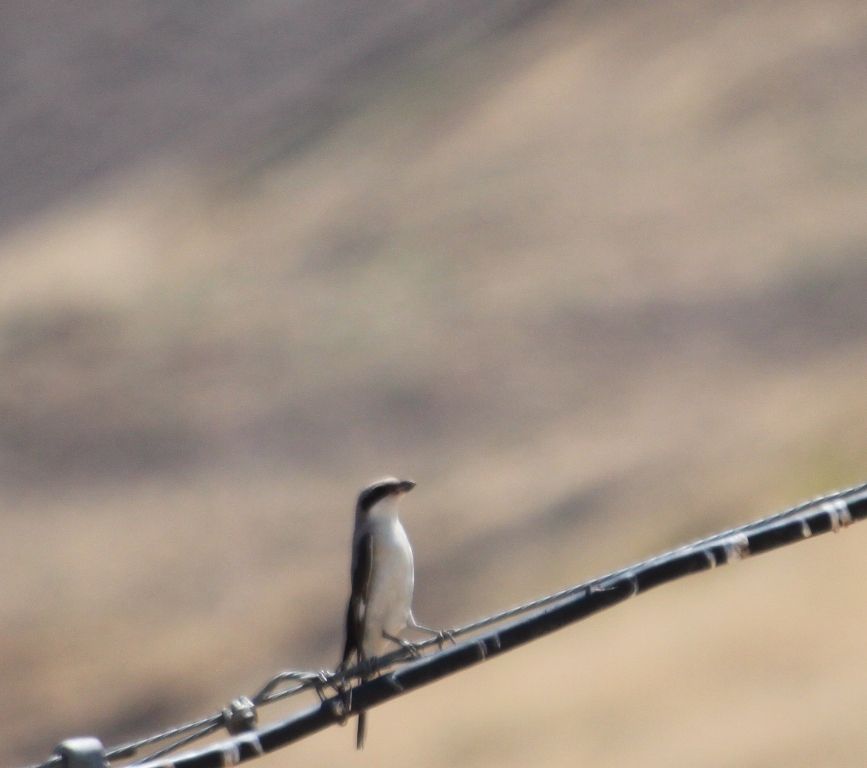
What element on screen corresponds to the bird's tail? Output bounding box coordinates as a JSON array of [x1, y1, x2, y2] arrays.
[[356, 711, 367, 750]]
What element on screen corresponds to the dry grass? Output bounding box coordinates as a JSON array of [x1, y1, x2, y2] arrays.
[[0, 0, 866, 765]]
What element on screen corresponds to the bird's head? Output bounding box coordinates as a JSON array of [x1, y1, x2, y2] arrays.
[[356, 477, 416, 517]]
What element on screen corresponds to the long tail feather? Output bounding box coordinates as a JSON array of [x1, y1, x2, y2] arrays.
[[356, 712, 367, 750]]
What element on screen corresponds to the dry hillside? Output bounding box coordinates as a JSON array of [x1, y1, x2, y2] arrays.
[[1, 1, 866, 766]]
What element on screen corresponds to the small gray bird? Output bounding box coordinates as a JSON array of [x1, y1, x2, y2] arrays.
[[339, 477, 445, 749]]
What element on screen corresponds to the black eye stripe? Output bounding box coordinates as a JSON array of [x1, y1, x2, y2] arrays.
[[358, 482, 399, 511]]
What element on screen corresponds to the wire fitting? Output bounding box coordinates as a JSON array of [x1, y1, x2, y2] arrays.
[[221, 697, 257, 735], [720, 532, 750, 562], [821, 498, 852, 532], [54, 738, 107, 768]]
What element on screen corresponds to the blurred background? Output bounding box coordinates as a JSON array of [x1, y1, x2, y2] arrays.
[[1, 1, 866, 766]]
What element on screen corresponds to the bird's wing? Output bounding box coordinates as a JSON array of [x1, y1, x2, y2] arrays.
[[341, 530, 374, 666]]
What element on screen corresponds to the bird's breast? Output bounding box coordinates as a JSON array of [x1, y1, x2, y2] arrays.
[[363, 519, 415, 651]]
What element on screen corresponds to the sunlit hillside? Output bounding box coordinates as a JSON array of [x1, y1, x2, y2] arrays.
[[1, 1, 866, 766]]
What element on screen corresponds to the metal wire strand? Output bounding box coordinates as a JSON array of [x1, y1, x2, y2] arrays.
[[129, 723, 223, 766]]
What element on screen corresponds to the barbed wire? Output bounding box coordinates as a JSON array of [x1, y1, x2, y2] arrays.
[[29, 479, 867, 768]]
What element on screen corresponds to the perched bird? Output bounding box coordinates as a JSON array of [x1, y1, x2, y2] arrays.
[[339, 477, 446, 749]]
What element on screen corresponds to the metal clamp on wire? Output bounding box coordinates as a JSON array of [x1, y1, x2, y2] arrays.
[[54, 738, 107, 768], [222, 697, 258, 735]]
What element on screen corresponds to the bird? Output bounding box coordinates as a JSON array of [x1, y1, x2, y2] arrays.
[[338, 477, 448, 749]]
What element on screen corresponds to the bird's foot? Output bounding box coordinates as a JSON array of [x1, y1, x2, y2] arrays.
[[431, 629, 457, 649], [363, 657, 380, 675], [329, 680, 352, 724], [384, 631, 422, 658], [309, 669, 339, 702], [409, 619, 458, 650], [397, 637, 423, 658]]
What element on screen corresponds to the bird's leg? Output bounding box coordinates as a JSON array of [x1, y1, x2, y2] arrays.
[[333, 653, 369, 726], [383, 630, 422, 658], [408, 612, 457, 649], [306, 669, 336, 702], [305, 669, 354, 725], [334, 679, 352, 725], [355, 656, 380, 678]]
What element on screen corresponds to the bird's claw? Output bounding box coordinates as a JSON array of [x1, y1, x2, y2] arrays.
[[331, 680, 352, 724], [310, 669, 337, 702], [399, 639, 423, 658], [349, 658, 372, 678]]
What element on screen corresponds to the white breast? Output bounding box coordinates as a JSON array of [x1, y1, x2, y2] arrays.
[[362, 517, 415, 656]]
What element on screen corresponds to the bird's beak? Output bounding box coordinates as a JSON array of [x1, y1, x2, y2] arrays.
[[397, 479, 416, 493]]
